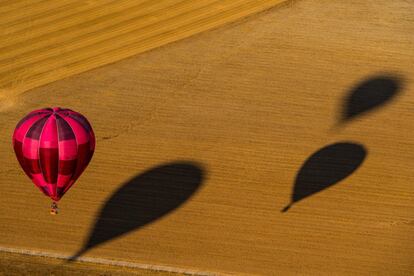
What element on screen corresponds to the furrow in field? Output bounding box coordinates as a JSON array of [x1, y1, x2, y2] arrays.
[[0, 0, 287, 95]]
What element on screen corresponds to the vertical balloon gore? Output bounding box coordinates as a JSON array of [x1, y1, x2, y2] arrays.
[[12, 107, 95, 204]]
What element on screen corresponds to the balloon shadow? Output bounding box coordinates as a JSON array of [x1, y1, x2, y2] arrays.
[[69, 161, 205, 261], [337, 75, 403, 127], [282, 142, 367, 212]]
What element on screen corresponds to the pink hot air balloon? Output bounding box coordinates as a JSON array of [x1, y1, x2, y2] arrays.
[[12, 107, 95, 214]]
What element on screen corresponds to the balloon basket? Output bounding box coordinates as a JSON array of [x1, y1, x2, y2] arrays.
[[50, 202, 59, 215]]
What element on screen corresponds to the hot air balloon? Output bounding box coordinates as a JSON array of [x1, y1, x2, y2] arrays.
[[12, 107, 95, 214]]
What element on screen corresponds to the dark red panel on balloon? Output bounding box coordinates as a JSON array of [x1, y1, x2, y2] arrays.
[[59, 159, 77, 175], [26, 116, 49, 140], [23, 158, 42, 174], [13, 141, 32, 178], [39, 148, 59, 184], [72, 142, 91, 181]]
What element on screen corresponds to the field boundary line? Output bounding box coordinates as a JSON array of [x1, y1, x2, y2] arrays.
[[0, 246, 226, 276]]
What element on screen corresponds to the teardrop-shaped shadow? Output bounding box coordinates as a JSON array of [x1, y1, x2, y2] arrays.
[[282, 142, 367, 212], [69, 161, 205, 261], [338, 75, 403, 126]]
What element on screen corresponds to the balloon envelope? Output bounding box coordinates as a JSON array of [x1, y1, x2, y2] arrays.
[[12, 107, 95, 201]]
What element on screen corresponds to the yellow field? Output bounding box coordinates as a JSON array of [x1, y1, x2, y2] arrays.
[[0, 251, 181, 276], [0, 0, 286, 100], [1, 0, 414, 275]]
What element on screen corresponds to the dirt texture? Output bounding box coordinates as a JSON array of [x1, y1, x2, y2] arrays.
[[0, 0, 413, 275]]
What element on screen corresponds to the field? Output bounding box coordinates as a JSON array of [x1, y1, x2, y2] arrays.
[[0, 251, 180, 276], [1, 0, 413, 275]]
